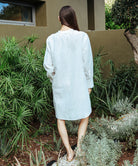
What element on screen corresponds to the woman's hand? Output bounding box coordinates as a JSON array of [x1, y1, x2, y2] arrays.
[[88, 88, 92, 94]]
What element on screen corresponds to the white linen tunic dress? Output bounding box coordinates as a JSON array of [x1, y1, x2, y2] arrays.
[[43, 29, 94, 120]]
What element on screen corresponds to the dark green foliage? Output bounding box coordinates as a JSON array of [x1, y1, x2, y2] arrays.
[[0, 134, 12, 157], [111, 0, 138, 33], [105, 3, 125, 30], [90, 49, 107, 113], [91, 55, 138, 116], [0, 37, 53, 156], [107, 63, 137, 99]]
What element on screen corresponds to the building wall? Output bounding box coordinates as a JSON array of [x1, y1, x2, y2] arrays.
[[87, 0, 95, 30], [36, 0, 105, 32], [87, 29, 138, 76], [0, 24, 48, 48], [0, 0, 136, 76], [0, 24, 137, 76], [0, 0, 105, 31], [45, 0, 88, 35], [35, 1, 47, 26], [94, 0, 105, 31]]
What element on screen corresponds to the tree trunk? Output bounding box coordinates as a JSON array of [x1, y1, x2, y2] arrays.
[[124, 30, 138, 64]]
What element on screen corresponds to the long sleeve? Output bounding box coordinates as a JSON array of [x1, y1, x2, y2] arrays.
[[82, 33, 94, 88], [43, 37, 55, 83]]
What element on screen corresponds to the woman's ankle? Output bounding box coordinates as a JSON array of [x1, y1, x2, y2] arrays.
[[67, 147, 73, 155]]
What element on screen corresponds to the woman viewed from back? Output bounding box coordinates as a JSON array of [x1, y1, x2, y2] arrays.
[[43, 6, 94, 162]]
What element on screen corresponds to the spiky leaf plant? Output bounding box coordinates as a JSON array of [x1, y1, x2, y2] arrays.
[[0, 134, 12, 157], [0, 37, 54, 155]]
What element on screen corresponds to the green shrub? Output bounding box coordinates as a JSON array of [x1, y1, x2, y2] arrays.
[[94, 61, 138, 116], [90, 49, 107, 115], [0, 37, 54, 154], [105, 3, 125, 30], [81, 110, 138, 166], [81, 132, 122, 166], [106, 63, 137, 99], [88, 109, 138, 142], [111, 0, 138, 33], [112, 97, 133, 115]]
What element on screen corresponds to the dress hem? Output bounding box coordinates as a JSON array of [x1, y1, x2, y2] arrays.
[[56, 111, 92, 121]]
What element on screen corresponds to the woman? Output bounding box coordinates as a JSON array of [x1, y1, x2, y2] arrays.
[[43, 6, 94, 162]]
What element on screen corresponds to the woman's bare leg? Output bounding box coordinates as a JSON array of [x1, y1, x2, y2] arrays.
[[77, 116, 89, 152], [57, 119, 74, 160]]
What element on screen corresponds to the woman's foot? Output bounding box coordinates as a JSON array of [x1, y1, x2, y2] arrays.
[[66, 149, 75, 162]]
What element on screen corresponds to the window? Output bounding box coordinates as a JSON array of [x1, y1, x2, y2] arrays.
[[0, 0, 35, 26], [87, 0, 95, 30]]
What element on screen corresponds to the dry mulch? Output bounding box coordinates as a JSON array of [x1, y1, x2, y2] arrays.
[[0, 134, 77, 166]]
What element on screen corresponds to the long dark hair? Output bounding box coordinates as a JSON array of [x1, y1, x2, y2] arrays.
[[59, 6, 80, 31]]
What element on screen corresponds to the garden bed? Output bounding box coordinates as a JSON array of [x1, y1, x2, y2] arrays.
[[0, 112, 137, 166], [0, 37, 137, 166], [0, 131, 137, 166]]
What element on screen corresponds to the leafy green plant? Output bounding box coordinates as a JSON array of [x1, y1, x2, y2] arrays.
[[0, 37, 21, 68], [27, 34, 39, 44], [105, 3, 125, 30], [111, 0, 138, 64], [111, 0, 137, 33]]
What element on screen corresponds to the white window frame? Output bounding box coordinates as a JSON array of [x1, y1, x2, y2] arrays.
[[0, 0, 35, 26]]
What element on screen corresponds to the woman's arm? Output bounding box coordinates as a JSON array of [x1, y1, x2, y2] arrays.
[[88, 88, 92, 94], [43, 37, 55, 83], [82, 33, 94, 90]]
